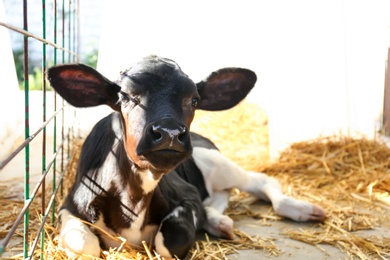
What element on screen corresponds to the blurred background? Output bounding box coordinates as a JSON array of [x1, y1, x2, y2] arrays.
[[1, 0, 390, 161]]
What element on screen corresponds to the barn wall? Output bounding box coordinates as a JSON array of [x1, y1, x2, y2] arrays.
[[94, 0, 390, 159]]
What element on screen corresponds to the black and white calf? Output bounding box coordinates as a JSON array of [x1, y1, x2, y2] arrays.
[[48, 55, 325, 259]]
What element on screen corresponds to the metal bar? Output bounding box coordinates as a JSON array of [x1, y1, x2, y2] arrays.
[[0, 22, 78, 57], [40, 0, 47, 258], [26, 145, 63, 258], [0, 107, 66, 170], [27, 167, 66, 259], [52, 0, 58, 224], [0, 143, 64, 254], [23, 0, 30, 258]]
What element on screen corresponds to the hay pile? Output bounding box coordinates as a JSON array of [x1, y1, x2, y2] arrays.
[[258, 136, 390, 259], [191, 101, 270, 169], [1, 101, 390, 259]]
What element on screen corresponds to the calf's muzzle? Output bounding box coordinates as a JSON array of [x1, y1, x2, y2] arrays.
[[136, 118, 191, 156]]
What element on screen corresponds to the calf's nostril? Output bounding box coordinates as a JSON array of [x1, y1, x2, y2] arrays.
[[178, 129, 187, 143], [151, 126, 163, 141]]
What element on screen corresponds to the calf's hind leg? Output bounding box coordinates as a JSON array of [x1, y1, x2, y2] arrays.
[[193, 147, 326, 222], [203, 190, 234, 239], [241, 171, 326, 221]]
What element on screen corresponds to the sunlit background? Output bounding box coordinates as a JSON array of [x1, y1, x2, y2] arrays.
[[1, 0, 390, 159]]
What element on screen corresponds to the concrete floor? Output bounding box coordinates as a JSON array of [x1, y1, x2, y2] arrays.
[[229, 202, 347, 260]]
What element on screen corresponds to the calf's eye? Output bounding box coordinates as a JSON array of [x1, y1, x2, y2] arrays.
[[120, 91, 130, 104], [120, 91, 140, 106], [192, 97, 199, 109]]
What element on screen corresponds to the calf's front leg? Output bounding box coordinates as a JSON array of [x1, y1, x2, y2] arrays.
[[58, 209, 101, 258], [202, 190, 235, 239], [154, 206, 198, 259]]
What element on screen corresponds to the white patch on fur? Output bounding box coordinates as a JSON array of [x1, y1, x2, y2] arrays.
[[160, 205, 198, 228], [162, 206, 184, 221], [192, 210, 198, 228], [192, 147, 262, 194], [120, 209, 146, 245], [138, 169, 161, 194], [154, 231, 172, 258], [58, 209, 101, 257]]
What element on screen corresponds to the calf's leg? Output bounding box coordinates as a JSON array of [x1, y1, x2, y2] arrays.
[[58, 209, 101, 257], [202, 191, 234, 239], [193, 147, 326, 222], [241, 171, 325, 221], [154, 206, 197, 259]]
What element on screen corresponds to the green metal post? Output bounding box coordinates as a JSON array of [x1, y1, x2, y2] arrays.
[[23, 0, 30, 258], [40, 0, 47, 258]]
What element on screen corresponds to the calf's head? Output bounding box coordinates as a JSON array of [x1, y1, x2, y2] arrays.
[[48, 55, 256, 174]]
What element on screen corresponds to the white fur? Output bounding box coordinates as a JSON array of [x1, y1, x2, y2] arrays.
[[154, 231, 172, 258], [203, 190, 230, 212], [161, 206, 198, 228], [138, 169, 161, 194], [192, 210, 198, 228], [192, 148, 275, 197], [204, 206, 234, 239], [58, 209, 101, 257], [162, 206, 184, 221]]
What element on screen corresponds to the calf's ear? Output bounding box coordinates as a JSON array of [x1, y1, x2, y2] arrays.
[[196, 68, 257, 111], [47, 64, 121, 110]]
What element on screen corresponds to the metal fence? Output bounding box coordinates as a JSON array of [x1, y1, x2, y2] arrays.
[[0, 0, 79, 258]]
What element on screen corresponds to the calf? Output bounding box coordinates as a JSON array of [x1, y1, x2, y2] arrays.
[[48, 55, 325, 259]]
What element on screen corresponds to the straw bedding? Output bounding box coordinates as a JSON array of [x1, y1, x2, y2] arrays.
[[1, 101, 389, 259]]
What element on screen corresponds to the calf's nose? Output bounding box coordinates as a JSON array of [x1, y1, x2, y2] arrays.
[[151, 124, 186, 145], [137, 118, 190, 155]]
